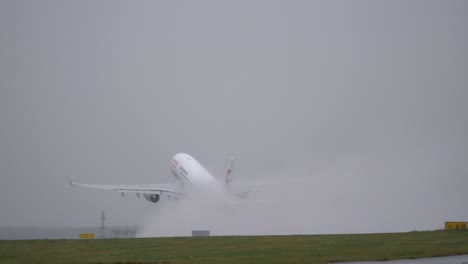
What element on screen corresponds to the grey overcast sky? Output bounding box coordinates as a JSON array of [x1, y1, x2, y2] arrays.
[[1, 0, 467, 234]]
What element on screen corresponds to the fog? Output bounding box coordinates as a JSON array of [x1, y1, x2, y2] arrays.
[[137, 178, 374, 237], [136, 186, 311, 237], [1, 0, 467, 235]]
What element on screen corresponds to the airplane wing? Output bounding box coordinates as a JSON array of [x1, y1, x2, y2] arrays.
[[228, 184, 274, 199], [68, 178, 185, 196], [228, 179, 308, 199]]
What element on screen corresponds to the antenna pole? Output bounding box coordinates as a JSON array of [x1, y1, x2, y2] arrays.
[[100, 210, 106, 238]]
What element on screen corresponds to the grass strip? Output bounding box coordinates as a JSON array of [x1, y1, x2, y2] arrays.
[[0, 230, 467, 264]]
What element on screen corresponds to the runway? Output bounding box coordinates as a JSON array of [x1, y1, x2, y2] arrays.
[[343, 255, 468, 264]]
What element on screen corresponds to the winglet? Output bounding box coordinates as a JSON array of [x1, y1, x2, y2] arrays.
[[68, 177, 74, 186]]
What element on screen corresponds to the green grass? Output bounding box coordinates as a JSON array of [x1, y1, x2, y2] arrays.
[[1, 230, 468, 264]]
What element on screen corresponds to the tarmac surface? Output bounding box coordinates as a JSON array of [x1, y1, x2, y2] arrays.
[[343, 255, 468, 264]]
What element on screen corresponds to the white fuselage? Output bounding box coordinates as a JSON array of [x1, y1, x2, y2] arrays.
[[69, 152, 236, 204], [170, 153, 220, 193]]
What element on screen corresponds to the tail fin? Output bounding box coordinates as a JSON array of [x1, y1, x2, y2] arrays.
[[225, 154, 235, 189]]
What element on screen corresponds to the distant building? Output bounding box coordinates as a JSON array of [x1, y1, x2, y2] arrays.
[[192, 230, 210, 237]]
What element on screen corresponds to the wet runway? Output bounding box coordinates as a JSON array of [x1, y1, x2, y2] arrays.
[[342, 255, 468, 264]]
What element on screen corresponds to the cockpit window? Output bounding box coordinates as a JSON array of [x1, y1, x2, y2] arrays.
[[180, 166, 188, 176]]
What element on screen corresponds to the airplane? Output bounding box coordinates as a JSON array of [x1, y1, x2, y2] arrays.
[[69, 153, 250, 203]]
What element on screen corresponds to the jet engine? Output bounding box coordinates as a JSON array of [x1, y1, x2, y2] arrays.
[[143, 194, 160, 203]]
